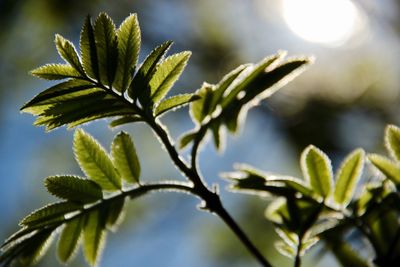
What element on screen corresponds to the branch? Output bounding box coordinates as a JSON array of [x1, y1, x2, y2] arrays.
[[144, 116, 273, 267]]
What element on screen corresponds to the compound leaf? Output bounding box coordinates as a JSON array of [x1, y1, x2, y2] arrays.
[[111, 131, 140, 184], [114, 13, 141, 92], [334, 149, 364, 207], [45, 175, 103, 203], [301, 145, 333, 198], [57, 216, 84, 263], [74, 129, 121, 190]]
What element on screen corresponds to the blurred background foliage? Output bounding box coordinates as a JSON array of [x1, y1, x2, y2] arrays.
[[0, 0, 399, 266]]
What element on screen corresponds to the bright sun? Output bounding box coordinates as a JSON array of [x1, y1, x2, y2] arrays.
[[282, 0, 359, 46]]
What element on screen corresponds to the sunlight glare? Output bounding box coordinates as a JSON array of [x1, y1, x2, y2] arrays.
[[282, 0, 359, 46]]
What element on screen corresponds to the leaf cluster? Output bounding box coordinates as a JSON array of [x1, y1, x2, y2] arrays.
[[1, 11, 318, 267], [225, 125, 400, 266], [0, 130, 140, 266], [22, 13, 198, 131], [180, 52, 311, 151]]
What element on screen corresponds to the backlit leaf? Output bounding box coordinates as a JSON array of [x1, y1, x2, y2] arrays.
[[178, 131, 197, 149], [190, 82, 214, 124], [31, 64, 81, 80], [21, 80, 97, 113], [368, 154, 400, 185], [220, 53, 284, 108], [83, 210, 107, 266], [385, 124, 400, 162], [80, 15, 99, 80], [74, 129, 121, 190], [20, 202, 82, 227], [300, 236, 319, 256], [94, 13, 118, 87], [149, 51, 191, 105], [129, 41, 172, 101], [105, 197, 126, 232], [334, 149, 364, 207], [275, 240, 296, 258], [111, 132, 140, 183], [237, 57, 311, 106], [17, 229, 54, 267], [57, 216, 84, 263], [55, 34, 85, 75], [301, 145, 333, 198], [45, 175, 103, 203], [109, 115, 144, 127], [154, 93, 199, 116], [211, 121, 223, 151], [114, 13, 141, 92]]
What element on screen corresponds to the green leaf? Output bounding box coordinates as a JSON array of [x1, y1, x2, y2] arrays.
[[94, 13, 118, 87], [265, 198, 289, 225], [275, 227, 298, 248], [333, 149, 364, 207], [57, 216, 84, 263], [114, 13, 141, 92], [31, 64, 81, 80], [17, 229, 54, 267], [178, 131, 197, 149], [111, 132, 140, 184], [220, 53, 284, 108], [30, 92, 134, 131], [368, 154, 400, 185], [237, 57, 311, 106], [154, 93, 199, 116], [301, 145, 333, 198], [21, 80, 97, 113], [300, 236, 319, 256], [45, 175, 103, 203], [326, 238, 370, 267], [211, 121, 223, 151], [109, 115, 144, 127], [0, 228, 55, 267], [190, 82, 215, 124], [264, 176, 314, 198], [149, 51, 191, 105], [74, 129, 121, 190], [20, 202, 82, 227], [385, 124, 400, 162], [55, 34, 85, 75], [224, 164, 313, 197], [83, 209, 107, 266], [80, 15, 99, 80], [275, 240, 296, 258], [129, 41, 172, 101], [105, 197, 126, 232], [209, 64, 248, 112]]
